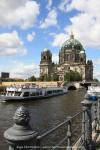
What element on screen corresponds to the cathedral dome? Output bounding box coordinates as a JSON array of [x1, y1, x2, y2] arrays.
[[61, 33, 83, 51]]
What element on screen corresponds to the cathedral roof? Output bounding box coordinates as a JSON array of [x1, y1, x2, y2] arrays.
[[61, 33, 84, 51], [43, 48, 49, 52]]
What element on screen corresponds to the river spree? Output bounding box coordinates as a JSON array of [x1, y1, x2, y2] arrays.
[[0, 89, 86, 149]]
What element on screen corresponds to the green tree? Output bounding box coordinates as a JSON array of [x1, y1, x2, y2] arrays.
[[39, 73, 59, 81], [64, 72, 70, 81], [93, 78, 99, 82], [64, 70, 82, 81], [0, 77, 24, 82], [39, 74, 51, 81], [28, 75, 36, 81], [39, 75, 44, 81], [45, 74, 51, 81], [51, 73, 59, 81]]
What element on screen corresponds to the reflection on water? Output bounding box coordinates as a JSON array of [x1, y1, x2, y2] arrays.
[[0, 89, 86, 149]]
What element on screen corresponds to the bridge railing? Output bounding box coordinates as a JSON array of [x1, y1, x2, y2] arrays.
[[4, 94, 100, 150]]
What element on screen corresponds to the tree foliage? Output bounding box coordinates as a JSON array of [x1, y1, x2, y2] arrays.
[[0, 78, 24, 82], [45, 74, 51, 81], [93, 78, 99, 82], [28, 75, 36, 81], [39, 73, 59, 81], [64, 70, 82, 81], [39, 74, 51, 81], [51, 73, 59, 81]]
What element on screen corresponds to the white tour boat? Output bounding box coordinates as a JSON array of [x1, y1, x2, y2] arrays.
[[0, 85, 68, 102]]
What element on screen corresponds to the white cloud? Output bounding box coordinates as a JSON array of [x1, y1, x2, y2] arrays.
[[46, 0, 52, 10], [40, 9, 58, 28], [26, 32, 36, 42], [52, 53, 59, 63], [11, 61, 39, 79], [91, 58, 100, 80], [0, 61, 39, 79], [0, 31, 27, 56], [93, 58, 100, 65], [63, 0, 100, 48], [52, 33, 67, 47], [58, 0, 71, 12], [0, 0, 40, 29], [93, 72, 100, 80], [93, 68, 100, 80]]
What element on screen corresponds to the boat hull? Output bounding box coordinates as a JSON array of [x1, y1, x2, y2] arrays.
[[0, 91, 68, 102]]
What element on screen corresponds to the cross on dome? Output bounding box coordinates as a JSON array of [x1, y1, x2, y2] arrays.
[[70, 31, 74, 39]]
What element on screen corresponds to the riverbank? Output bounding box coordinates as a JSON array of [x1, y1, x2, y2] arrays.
[[0, 81, 61, 87], [0, 81, 61, 94]]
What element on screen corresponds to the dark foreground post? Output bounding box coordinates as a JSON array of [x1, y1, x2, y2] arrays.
[[81, 94, 95, 150], [4, 106, 38, 150], [97, 95, 100, 131], [67, 116, 72, 150]]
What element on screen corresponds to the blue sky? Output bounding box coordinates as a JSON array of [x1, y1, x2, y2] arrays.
[[0, 0, 100, 80]]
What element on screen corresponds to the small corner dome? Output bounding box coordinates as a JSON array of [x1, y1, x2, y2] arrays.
[[42, 48, 52, 56], [80, 50, 85, 54], [43, 48, 49, 52]]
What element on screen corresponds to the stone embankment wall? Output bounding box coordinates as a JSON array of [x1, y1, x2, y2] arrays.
[[0, 81, 62, 87]]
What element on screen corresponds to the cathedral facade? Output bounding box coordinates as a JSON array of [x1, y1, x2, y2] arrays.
[[40, 33, 93, 81]]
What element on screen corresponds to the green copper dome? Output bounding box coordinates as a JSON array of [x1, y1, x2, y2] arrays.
[[61, 33, 83, 51], [42, 48, 52, 57], [43, 48, 49, 52]]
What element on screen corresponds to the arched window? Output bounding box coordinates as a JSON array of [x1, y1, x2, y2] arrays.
[[80, 57, 83, 62], [43, 56, 46, 60], [68, 54, 70, 61]]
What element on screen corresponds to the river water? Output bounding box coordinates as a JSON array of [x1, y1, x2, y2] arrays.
[[0, 89, 86, 149]]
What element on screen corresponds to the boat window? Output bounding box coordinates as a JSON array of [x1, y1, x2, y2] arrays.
[[6, 91, 14, 96], [23, 92, 29, 97], [30, 91, 42, 96], [40, 91, 42, 95], [30, 92, 36, 96], [36, 92, 39, 96], [15, 92, 22, 96], [47, 91, 52, 94]]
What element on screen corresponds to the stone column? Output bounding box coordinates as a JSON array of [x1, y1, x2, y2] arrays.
[[81, 94, 95, 150], [4, 106, 38, 150]]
